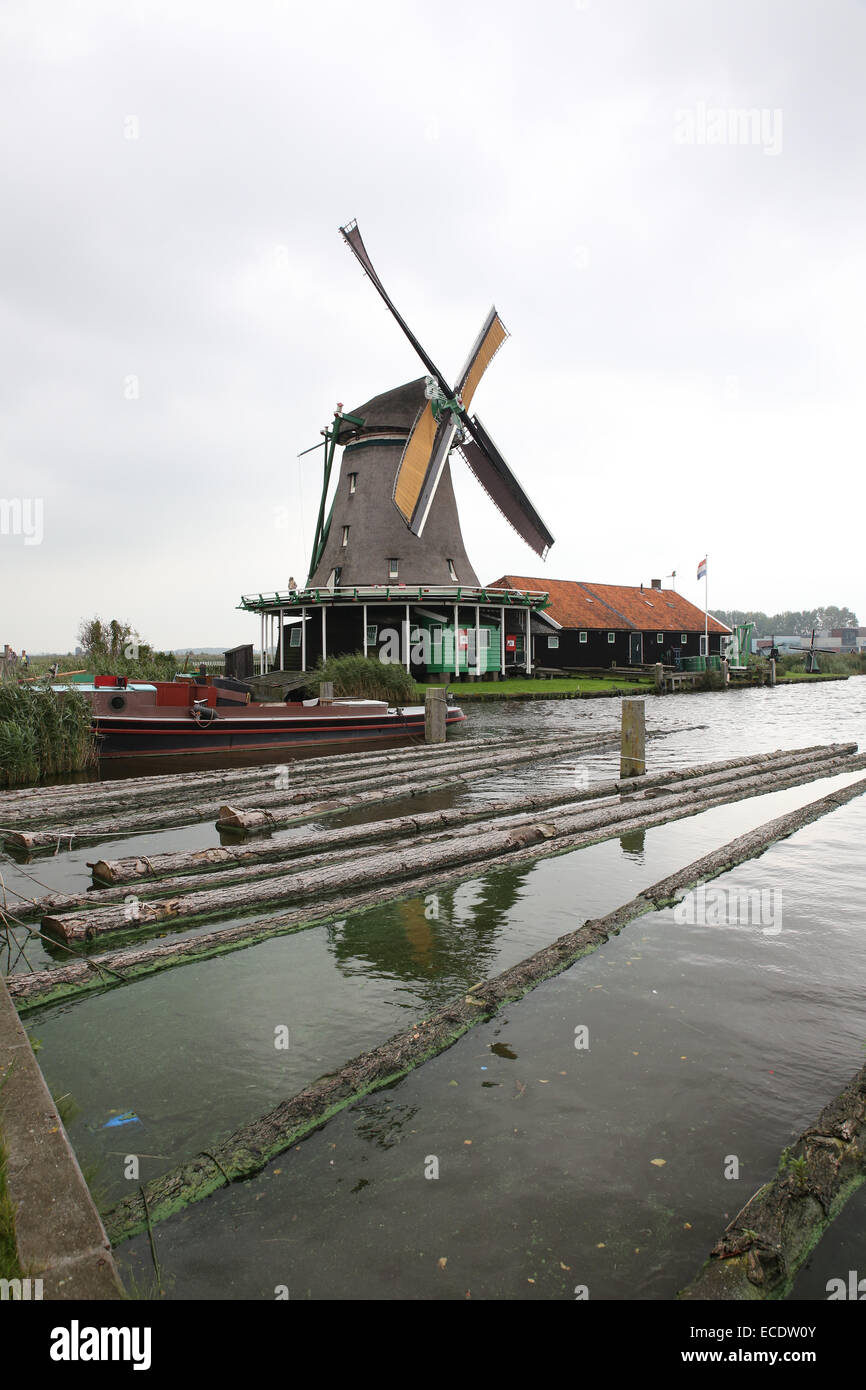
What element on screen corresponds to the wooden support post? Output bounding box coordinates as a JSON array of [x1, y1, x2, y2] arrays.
[[721, 657, 729, 686], [620, 698, 646, 778], [525, 606, 532, 675], [321, 606, 327, 664], [424, 687, 447, 744], [500, 605, 506, 677], [319, 681, 333, 706], [454, 603, 460, 678], [768, 658, 776, 687], [301, 607, 307, 673], [278, 609, 284, 671], [405, 603, 411, 673], [654, 662, 664, 693], [363, 604, 368, 658], [475, 604, 481, 678]]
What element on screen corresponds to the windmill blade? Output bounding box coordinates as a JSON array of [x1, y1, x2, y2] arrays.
[[393, 400, 457, 533], [394, 309, 510, 534], [339, 220, 452, 392], [455, 307, 509, 410], [455, 416, 554, 560]]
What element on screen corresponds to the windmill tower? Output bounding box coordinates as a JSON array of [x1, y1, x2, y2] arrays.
[[241, 223, 555, 680]]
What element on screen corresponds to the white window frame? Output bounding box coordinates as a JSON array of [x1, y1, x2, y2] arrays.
[[289, 627, 302, 648], [607, 632, 616, 644], [547, 635, 559, 649], [348, 473, 357, 494], [447, 558, 458, 581], [366, 624, 378, 645], [388, 558, 399, 579], [681, 633, 688, 645], [657, 633, 664, 644], [341, 525, 349, 546]]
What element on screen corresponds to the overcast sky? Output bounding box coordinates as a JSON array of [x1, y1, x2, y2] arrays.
[[2, 0, 864, 651]]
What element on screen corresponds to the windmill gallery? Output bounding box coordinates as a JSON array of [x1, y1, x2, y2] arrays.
[[239, 222, 725, 682]]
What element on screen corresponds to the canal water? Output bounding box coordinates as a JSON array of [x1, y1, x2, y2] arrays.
[[3, 679, 865, 1298]]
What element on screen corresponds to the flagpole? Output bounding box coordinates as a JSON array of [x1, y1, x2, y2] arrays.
[[704, 554, 708, 663]]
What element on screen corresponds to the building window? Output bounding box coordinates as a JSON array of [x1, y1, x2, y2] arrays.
[[547, 635, 559, 649], [608, 632, 616, 644], [681, 634, 688, 645], [447, 558, 458, 581], [341, 526, 349, 546], [657, 633, 664, 644], [289, 627, 302, 648], [348, 473, 357, 494], [579, 631, 587, 643], [388, 558, 398, 579], [366, 625, 378, 645], [700, 634, 708, 656], [333, 566, 342, 586]]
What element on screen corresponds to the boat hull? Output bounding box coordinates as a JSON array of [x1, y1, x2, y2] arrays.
[[93, 705, 466, 758]]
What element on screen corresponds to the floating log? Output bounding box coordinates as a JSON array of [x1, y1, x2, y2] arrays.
[[101, 774, 866, 1246], [38, 751, 866, 943], [86, 743, 858, 886], [679, 1061, 866, 1301]]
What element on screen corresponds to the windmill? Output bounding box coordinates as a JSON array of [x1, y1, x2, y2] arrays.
[[306, 221, 554, 589]]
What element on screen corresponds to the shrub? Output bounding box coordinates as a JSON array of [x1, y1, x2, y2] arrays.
[[303, 653, 420, 703]]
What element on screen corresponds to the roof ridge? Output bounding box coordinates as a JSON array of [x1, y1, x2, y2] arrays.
[[575, 581, 636, 630]]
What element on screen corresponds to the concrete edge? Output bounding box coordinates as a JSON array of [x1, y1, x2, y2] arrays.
[[0, 975, 125, 1299]]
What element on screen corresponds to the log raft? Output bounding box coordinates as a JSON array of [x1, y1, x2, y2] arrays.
[[0, 733, 612, 851], [18, 752, 864, 986], [39, 749, 865, 941], [84, 742, 857, 887]]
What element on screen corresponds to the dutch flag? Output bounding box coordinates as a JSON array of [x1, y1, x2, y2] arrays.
[[697, 557, 707, 581]]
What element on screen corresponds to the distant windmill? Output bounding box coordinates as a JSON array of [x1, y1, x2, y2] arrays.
[[307, 221, 553, 588]]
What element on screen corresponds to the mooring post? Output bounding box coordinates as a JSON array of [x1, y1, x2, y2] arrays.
[[768, 658, 776, 688], [654, 662, 664, 694], [721, 657, 729, 686], [425, 686, 447, 744], [319, 681, 333, 706], [620, 697, 646, 778]]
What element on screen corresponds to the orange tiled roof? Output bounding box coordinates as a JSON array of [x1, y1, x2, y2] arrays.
[[487, 576, 731, 634]]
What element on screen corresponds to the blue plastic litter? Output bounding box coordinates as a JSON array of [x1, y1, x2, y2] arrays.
[[101, 1111, 141, 1129]]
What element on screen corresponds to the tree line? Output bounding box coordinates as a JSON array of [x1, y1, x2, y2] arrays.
[[714, 606, 859, 638]]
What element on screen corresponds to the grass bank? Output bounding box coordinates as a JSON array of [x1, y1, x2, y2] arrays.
[[440, 676, 654, 700]]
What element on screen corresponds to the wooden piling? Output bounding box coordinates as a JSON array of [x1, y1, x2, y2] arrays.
[[424, 687, 447, 744], [319, 681, 333, 705], [620, 698, 646, 778]]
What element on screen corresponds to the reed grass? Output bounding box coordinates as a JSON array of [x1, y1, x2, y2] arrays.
[[0, 681, 97, 788]]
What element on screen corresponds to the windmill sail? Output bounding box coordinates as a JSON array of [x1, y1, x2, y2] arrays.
[[394, 308, 509, 534], [339, 220, 449, 388], [455, 417, 554, 560], [455, 307, 508, 407]]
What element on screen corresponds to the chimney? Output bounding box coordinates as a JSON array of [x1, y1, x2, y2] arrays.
[[651, 578, 662, 590]]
